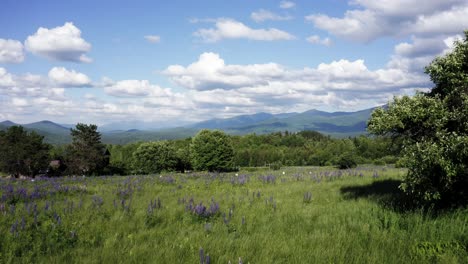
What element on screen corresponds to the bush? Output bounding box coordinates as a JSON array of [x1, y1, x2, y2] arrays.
[[190, 130, 234, 172], [336, 152, 357, 169], [270, 161, 282, 170], [132, 141, 178, 174]]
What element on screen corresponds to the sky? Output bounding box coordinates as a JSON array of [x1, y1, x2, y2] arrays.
[[0, 0, 467, 127]]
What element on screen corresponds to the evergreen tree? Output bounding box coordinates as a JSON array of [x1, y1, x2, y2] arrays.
[[0, 126, 50, 177], [67, 123, 109, 175]]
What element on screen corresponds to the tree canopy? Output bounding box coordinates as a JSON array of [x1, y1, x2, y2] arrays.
[[190, 130, 234, 172], [0, 126, 50, 177], [368, 31, 468, 206], [132, 141, 178, 174], [67, 123, 109, 175]]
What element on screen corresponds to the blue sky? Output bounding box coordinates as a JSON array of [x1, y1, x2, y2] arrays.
[[0, 0, 467, 127]]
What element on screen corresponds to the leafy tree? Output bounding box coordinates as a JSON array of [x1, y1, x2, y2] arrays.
[[132, 141, 178, 174], [0, 126, 50, 177], [190, 130, 234, 172], [336, 152, 357, 170], [67, 123, 109, 175], [368, 31, 468, 206]]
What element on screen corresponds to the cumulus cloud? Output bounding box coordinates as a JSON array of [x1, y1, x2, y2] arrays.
[[11, 98, 29, 107], [0, 39, 25, 63], [306, 35, 332, 46], [194, 18, 295, 42], [48, 67, 91, 87], [306, 0, 468, 42], [0, 67, 15, 87], [163, 52, 284, 90], [251, 9, 293, 22], [280, 1, 295, 9], [144, 35, 161, 43], [162, 53, 428, 100], [103, 79, 173, 97], [25, 22, 92, 63]]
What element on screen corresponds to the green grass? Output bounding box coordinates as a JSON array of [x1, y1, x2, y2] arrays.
[[0, 166, 466, 263]]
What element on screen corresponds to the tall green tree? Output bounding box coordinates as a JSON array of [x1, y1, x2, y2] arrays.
[[368, 31, 468, 206], [132, 141, 178, 174], [190, 130, 234, 172], [0, 126, 50, 177], [67, 123, 109, 175]]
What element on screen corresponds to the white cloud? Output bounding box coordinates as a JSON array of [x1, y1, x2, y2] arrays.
[[306, 10, 385, 42], [104, 79, 172, 97], [194, 18, 295, 42], [48, 67, 91, 87], [388, 34, 463, 72], [163, 52, 284, 90], [0, 67, 15, 87], [11, 98, 28, 107], [25, 22, 92, 63], [407, 6, 468, 36], [163, 53, 428, 99], [306, 35, 332, 46], [0, 39, 25, 63], [280, 1, 295, 9], [351, 0, 465, 17], [144, 35, 161, 43], [306, 1, 468, 42], [251, 9, 293, 22]]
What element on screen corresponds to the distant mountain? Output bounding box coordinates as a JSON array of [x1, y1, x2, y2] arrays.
[[0, 120, 17, 127], [0, 105, 382, 144], [0, 120, 71, 145], [23, 120, 70, 133], [211, 107, 377, 136], [100, 120, 192, 132]]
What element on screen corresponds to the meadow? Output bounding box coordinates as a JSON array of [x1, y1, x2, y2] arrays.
[[0, 166, 466, 263]]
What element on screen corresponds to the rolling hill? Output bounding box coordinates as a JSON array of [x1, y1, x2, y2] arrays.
[[0, 106, 382, 144]]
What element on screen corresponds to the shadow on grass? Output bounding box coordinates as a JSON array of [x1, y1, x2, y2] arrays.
[[340, 179, 417, 213]]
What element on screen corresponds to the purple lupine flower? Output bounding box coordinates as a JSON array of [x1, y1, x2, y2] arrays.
[[10, 220, 18, 236], [21, 216, 26, 230], [199, 248, 205, 264]]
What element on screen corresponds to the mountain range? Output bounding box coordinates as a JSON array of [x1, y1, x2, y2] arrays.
[[0, 106, 381, 144]]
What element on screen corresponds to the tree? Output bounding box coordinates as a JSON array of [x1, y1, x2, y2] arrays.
[[368, 31, 468, 206], [0, 126, 50, 177], [132, 141, 178, 174], [190, 130, 234, 172], [67, 123, 109, 175]]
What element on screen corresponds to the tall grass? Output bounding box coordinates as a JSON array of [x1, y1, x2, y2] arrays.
[[0, 166, 466, 263]]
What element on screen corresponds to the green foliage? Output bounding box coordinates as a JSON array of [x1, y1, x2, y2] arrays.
[[70, 130, 399, 175], [190, 130, 234, 172], [66, 123, 109, 175], [368, 31, 468, 206], [107, 142, 142, 175], [336, 152, 358, 169], [132, 141, 178, 174], [270, 161, 282, 170], [0, 126, 50, 177]]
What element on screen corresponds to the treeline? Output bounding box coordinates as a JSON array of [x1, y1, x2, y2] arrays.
[[104, 130, 400, 175], [0, 124, 109, 177], [0, 123, 400, 177]]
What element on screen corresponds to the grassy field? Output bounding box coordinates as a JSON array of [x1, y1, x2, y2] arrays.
[[0, 166, 466, 263]]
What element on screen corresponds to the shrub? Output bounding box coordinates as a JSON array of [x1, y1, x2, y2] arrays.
[[336, 152, 357, 169], [270, 161, 282, 170]]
